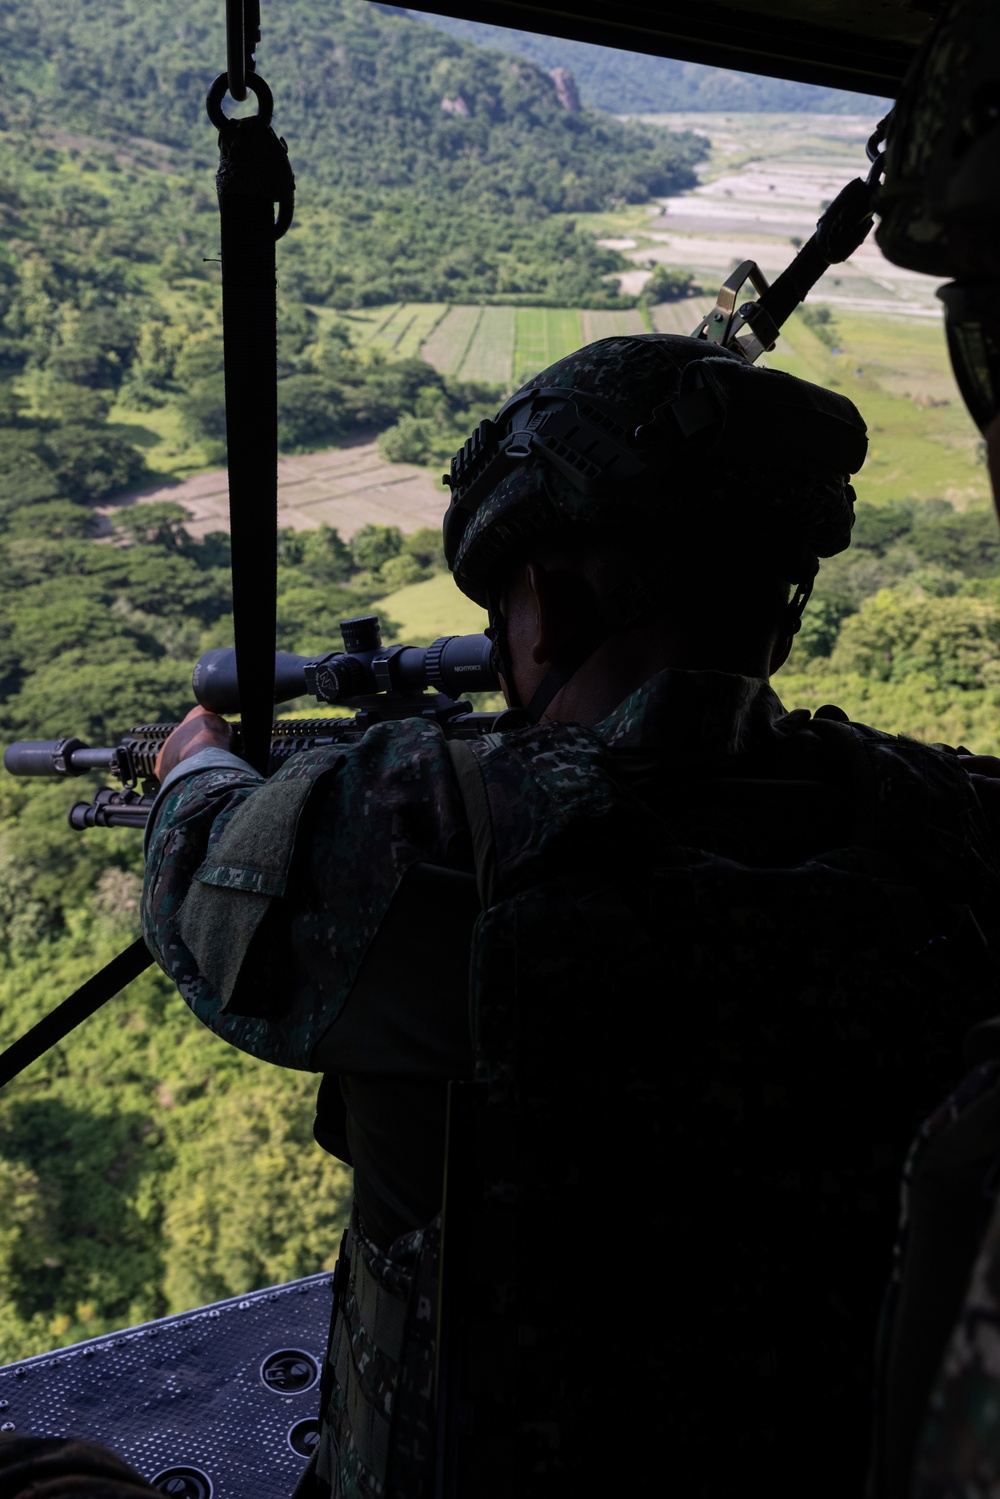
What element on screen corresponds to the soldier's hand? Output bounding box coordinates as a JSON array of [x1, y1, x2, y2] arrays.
[[155, 705, 234, 782]]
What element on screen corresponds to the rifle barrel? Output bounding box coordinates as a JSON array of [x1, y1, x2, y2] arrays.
[[3, 740, 117, 777]]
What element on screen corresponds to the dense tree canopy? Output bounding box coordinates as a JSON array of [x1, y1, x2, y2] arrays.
[[0, 0, 705, 309]]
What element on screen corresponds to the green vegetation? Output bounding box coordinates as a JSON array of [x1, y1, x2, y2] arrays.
[[374, 570, 488, 644], [763, 307, 987, 508], [0, 0, 706, 311], [639, 264, 701, 307], [1, 0, 997, 1372], [0, 508, 454, 1361], [0, 946, 352, 1355]]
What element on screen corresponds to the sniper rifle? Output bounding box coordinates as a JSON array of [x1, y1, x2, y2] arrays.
[[2, 615, 502, 831]]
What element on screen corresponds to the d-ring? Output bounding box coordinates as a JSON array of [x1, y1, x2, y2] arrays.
[[206, 71, 274, 131]]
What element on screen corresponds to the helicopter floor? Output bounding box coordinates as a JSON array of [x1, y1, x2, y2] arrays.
[[0, 1273, 334, 1499]]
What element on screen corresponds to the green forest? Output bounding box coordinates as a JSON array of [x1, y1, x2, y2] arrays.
[[1, 0, 998, 1365]]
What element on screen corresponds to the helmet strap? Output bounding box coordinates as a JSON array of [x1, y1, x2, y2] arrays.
[[486, 590, 523, 712], [487, 586, 609, 724], [524, 638, 602, 723], [785, 576, 815, 636]]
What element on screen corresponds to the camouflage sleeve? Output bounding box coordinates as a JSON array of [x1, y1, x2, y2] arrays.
[[141, 720, 471, 1073], [140, 758, 305, 1065]]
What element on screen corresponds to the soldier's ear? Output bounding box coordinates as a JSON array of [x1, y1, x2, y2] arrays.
[[523, 562, 553, 665]]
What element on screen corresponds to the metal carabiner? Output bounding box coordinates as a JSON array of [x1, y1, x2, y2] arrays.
[[866, 109, 894, 190]]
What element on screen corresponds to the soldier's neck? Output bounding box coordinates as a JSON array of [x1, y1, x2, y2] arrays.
[[540, 629, 777, 727]]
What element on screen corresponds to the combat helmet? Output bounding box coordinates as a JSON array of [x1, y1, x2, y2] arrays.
[[443, 333, 868, 610], [876, 0, 1000, 433]]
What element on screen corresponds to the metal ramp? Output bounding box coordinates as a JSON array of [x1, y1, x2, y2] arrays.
[[0, 1272, 334, 1498]]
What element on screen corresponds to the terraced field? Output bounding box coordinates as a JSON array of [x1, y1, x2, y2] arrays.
[[328, 302, 449, 360]]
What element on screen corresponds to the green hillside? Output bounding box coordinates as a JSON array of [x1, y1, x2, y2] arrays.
[[0, 0, 705, 308], [407, 12, 893, 116]]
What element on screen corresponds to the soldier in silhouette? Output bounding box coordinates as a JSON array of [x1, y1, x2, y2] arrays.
[[135, 331, 1000, 1497]]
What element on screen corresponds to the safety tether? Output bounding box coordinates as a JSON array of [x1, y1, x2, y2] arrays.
[[0, 2, 293, 1091], [207, 9, 294, 772]]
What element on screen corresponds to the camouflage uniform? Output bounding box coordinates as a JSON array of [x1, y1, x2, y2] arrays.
[[142, 666, 1000, 1496]]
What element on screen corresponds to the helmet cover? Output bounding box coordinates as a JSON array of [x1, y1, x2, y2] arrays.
[[444, 334, 867, 607]]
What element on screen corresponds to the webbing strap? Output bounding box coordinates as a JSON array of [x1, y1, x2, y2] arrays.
[[332, 1295, 391, 1483], [0, 938, 154, 1090], [218, 178, 277, 774], [446, 739, 498, 909], [354, 1244, 407, 1363], [209, 68, 294, 774]]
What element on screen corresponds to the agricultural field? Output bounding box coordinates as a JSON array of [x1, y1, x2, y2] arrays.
[[579, 112, 942, 321], [339, 303, 654, 385], [762, 309, 986, 509], [111, 115, 989, 538], [398, 304, 589, 384], [313, 302, 450, 361]]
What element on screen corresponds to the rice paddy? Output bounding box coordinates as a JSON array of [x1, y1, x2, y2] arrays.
[[339, 302, 659, 385]]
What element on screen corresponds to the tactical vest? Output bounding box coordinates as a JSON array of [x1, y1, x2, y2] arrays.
[[315, 710, 1000, 1499]]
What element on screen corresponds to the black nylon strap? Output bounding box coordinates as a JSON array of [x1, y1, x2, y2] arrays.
[[215, 110, 286, 774], [758, 176, 875, 335], [0, 938, 154, 1090]]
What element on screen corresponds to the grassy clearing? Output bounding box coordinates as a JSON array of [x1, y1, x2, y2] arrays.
[[375, 570, 488, 645], [572, 204, 663, 241], [107, 400, 217, 484], [762, 309, 989, 509], [457, 306, 516, 383]]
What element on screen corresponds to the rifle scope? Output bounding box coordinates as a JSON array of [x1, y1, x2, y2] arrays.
[[192, 616, 499, 713]]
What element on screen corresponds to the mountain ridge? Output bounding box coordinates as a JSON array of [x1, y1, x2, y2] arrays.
[[406, 11, 893, 116]]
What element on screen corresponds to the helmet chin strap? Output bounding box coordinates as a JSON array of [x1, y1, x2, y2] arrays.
[[785, 575, 815, 636], [490, 569, 815, 722], [486, 587, 612, 724], [523, 644, 600, 723]]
